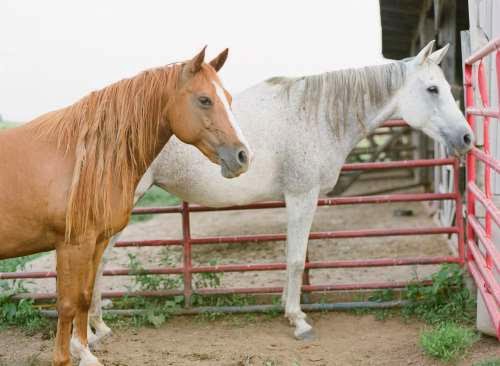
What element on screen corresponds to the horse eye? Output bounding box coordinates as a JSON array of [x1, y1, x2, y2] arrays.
[[198, 96, 213, 107], [427, 86, 439, 94]]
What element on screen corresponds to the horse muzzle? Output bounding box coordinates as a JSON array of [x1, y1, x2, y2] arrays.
[[217, 145, 250, 178], [443, 127, 475, 156]]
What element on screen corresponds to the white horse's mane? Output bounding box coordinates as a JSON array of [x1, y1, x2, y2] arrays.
[[267, 62, 407, 137]]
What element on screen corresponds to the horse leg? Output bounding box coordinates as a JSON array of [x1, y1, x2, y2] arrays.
[[70, 238, 108, 366], [283, 188, 319, 340], [85, 170, 154, 344], [82, 171, 154, 345], [86, 237, 117, 344], [53, 236, 102, 366]]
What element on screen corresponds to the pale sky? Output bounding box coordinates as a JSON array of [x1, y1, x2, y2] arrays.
[[0, 0, 384, 121]]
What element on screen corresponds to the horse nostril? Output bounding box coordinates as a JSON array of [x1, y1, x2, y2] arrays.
[[237, 150, 248, 166], [463, 133, 472, 146]]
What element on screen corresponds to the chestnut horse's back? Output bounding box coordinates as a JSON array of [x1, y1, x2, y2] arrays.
[[0, 125, 70, 258]]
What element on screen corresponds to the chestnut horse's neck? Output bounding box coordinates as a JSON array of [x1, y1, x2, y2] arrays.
[[30, 63, 183, 241]]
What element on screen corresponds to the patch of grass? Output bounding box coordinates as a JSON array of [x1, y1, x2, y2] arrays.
[[130, 185, 180, 223], [112, 250, 184, 327], [263, 296, 282, 319], [0, 253, 44, 273], [420, 323, 479, 362], [402, 264, 475, 325], [0, 253, 52, 334], [474, 360, 500, 366], [0, 294, 50, 334], [0, 121, 19, 130], [115, 253, 262, 324], [127, 251, 182, 292], [193, 259, 223, 289], [355, 265, 475, 325], [263, 360, 279, 366], [368, 288, 397, 302]]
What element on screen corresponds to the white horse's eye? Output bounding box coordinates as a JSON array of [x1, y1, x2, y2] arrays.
[[427, 85, 439, 94]]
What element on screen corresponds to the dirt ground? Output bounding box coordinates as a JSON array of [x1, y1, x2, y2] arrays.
[[1, 312, 499, 366]]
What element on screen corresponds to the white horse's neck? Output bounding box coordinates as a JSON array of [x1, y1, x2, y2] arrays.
[[282, 61, 407, 157]]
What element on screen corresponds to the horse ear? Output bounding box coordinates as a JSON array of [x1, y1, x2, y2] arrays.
[[428, 43, 450, 65], [209, 48, 229, 72], [414, 40, 435, 65], [188, 46, 207, 74]]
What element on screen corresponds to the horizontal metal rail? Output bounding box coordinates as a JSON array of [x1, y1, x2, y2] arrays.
[[40, 300, 411, 317], [1, 256, 460, 280], [129, 191, 457, 216], [14, 280, 434, 301]]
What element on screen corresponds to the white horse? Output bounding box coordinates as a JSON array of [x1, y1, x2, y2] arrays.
[[85, 41, 473, 342]]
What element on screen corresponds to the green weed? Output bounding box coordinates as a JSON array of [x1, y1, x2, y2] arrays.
[[0, 121, 19, 130], [0, 255, 50, 333], [263, 296, 283, 319], [474, 360, 500, 366], [117, 251, 184, 327], [127, 251, 182, 292], [420, 323, 479, 362], [0, 294, 48, 333], [263, 360, 279, 366], [193, 259, 222, 289], [368, 289, 397, 302], [0, 253, 44, 273], [402, 264, 475, 325]]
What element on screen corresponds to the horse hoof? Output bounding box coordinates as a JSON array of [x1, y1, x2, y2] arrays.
[[95, 327, 112, 342], [87, 332, 99, 346], [294, 328, 315, 341], [78, 355, 103, 366], [79, 360, 103, 366]]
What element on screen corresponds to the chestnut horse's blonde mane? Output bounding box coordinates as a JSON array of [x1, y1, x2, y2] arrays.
[[33, 63, 184, 242]]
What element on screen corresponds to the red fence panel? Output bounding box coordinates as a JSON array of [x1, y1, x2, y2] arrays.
[[464, 36, 500, 340]]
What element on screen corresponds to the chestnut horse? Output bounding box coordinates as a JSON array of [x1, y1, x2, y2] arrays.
[[0, 47, 250, 366]]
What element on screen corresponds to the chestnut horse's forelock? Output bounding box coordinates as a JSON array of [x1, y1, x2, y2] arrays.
[[33, 63, 184, 242]]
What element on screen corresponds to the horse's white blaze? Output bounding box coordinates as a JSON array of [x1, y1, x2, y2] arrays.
[[212, 80, 253, 159]]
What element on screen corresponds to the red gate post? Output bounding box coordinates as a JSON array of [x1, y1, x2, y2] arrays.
[[301, 250, 311, 304], [453, 158, 465, 263], [182, 201, 193, 307]]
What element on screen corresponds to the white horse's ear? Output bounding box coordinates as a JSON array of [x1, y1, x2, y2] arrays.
[[428, 43, 450, 65], [414, 40, 435, 65]]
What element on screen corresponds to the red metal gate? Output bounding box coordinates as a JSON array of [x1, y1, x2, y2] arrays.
[[1, 121, 465, 310], [464, 37, 500, 339]]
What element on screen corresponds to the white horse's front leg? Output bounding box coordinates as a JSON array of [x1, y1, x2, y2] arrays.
[[83, 169, 155, 345], [283, 187, 319, 340], [87, 241, 114, 343], [71, 236, 116, 347]]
